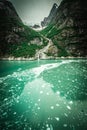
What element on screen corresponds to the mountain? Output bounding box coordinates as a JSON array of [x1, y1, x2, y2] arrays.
[[41, 3, 58, 27], [1, 0, 87, 59], [0, 0, 47, 58], [32, 24, 40, 29], [41, 0, 87, 57]]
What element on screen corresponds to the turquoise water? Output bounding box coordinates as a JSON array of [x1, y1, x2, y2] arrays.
[[0, 59, 87, 130]]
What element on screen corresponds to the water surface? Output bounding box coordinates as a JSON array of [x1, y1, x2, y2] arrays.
[[0, 59, 87, 130]]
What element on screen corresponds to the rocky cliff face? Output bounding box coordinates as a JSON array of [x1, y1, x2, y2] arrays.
[[0, 0, 24, 56], [41, 0, 87, 57], [0, 0, 42, 58], [41, 3, 58, 27], [1, 0, 87, 58]]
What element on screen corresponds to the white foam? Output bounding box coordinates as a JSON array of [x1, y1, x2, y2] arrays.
[[0, 60, 76, 82], [31, 60, 73, 77], [55, 117, 60, 121], [63, 124, 68, 127], [67, 105, 71, 110], [50, 106, 54, 109]]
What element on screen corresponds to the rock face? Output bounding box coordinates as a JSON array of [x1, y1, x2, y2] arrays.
[[32, 24, 40, 29], [42, 0, 87, 57], [1, 0, 87, 58], [41, 3, 58, 27], [0, 0, 42, 58], [0, 0, 24, 56]]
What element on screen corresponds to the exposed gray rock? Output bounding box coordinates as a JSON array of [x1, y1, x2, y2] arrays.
[[0, 0, 41, 58], [46, 0, 87, 57], [30, 38, 43, 45], [41, 3, 58, 27], [32, 24, 40, 29]]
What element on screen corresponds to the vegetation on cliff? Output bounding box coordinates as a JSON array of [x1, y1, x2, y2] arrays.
[[0, 0, 87, 58]]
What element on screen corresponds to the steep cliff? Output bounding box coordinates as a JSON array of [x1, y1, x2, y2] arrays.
[[41, 0, 87, 57], [0, 0, 43, 58], [41, 3, 58, 27]]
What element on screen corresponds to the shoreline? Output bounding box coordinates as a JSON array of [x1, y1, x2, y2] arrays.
[[0, 56, 87, 61]]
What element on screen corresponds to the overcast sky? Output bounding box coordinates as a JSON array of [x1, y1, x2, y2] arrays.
[[10, 0, 62, 25]]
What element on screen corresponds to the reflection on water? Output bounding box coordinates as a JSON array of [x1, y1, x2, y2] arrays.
[[0, 59, 87, 130]]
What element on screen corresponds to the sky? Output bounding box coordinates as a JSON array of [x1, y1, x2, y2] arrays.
[[10, 0, 62, 25]]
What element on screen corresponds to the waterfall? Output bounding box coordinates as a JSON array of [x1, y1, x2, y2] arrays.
[[38, 53, 40, 63]]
